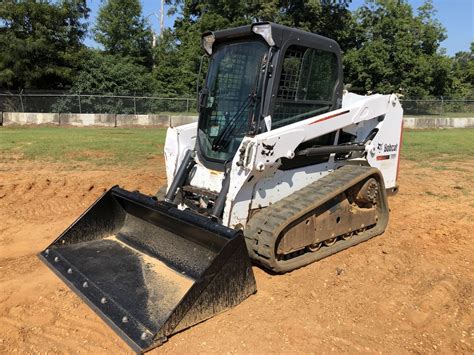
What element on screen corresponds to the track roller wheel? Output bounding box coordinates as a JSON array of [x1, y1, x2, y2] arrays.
[[341, 232, 354, 241], [323, 237, 337, 247], [307, 242, 322, 252]]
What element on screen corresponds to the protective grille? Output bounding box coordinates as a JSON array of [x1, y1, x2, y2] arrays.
[[208, 50, 250, 131], [272, 46, 337, 129], [276, 48, 304, 100]]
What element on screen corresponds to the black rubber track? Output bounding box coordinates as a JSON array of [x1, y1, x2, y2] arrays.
[[244, 165, 389, 273]]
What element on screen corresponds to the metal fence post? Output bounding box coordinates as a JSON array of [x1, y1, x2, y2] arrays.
[[78, 93, 82, 114], [186, 98, 189, 112], [440, 96, 444, 115], [133, 92, 137, 115], [19, 89, 25, 112]]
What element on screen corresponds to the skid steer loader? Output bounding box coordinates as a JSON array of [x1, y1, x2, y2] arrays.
[[39, 22, 403, 352]]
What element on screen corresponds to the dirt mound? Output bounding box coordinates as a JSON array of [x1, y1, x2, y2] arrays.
[[0, 159, 473, 354]]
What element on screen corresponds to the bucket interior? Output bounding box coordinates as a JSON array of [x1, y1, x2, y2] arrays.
[[40, 187, 243, 351]]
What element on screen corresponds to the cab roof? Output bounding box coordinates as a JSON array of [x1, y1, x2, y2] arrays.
[[202, 22, 341, 54]]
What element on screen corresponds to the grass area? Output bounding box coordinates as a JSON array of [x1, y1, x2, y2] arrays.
[[1, 126, 472, 168], [407, 112, 474, 118], [160, 111, 197, 116], [402, 128, 474, 163], [0, 126, 167, 166]]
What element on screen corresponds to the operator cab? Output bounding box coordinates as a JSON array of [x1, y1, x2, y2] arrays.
[[197, 22, 343, 171]]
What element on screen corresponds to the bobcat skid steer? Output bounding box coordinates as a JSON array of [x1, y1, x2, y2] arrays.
[[39, 22, 403, 353]]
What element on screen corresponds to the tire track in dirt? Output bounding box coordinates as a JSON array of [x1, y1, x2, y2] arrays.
[[2, 177, 107, 221], [1, 161, 165, 354], [0, 159, 473, 354]]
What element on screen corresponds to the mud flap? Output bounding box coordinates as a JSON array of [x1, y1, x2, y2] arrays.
[[38, 186, 256, 353]]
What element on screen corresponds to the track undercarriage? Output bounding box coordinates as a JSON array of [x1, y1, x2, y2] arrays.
[[245, 165, 389, 273]]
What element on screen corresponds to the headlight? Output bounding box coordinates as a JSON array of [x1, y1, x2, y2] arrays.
[[202, 34, 215, 55], [252, 24, 275, 46]]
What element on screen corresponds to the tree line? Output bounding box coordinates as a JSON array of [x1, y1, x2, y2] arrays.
[[0, 0, 472, 99]]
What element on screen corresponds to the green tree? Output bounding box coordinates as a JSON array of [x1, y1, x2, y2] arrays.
[[158, 0, 356, 96], [94, 0, 153, 68], [152, 29, 195, 96], [70, 50, 154, 95], [252, 0, 357, 50], [54, 50, 155, 113], [0, 0, 89, 90], [447, 42, 474, 98], [154, 0, 251, 97], [343, 0, 450, 98]]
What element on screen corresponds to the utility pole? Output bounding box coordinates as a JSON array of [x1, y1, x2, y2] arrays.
[[146, 12, 160, 47], [160, 0, 164, 37], [146, 1, 165, 47]]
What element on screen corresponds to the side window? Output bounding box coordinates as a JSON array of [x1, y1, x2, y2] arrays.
[[272, 46, 338, 129]]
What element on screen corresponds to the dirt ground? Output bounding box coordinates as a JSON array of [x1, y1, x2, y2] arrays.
[[1, 157, 473, 354]]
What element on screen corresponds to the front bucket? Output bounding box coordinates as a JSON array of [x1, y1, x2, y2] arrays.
[[38, 186, 256, 353]]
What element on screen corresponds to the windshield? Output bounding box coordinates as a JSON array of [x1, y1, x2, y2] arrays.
[[198, 40, 268, 163]]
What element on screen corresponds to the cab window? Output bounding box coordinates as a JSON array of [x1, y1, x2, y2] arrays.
[[272, 45, 338, 129]]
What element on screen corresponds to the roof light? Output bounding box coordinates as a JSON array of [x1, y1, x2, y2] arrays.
[[202, 34, 215, 55], [252, 24, 275, 46]]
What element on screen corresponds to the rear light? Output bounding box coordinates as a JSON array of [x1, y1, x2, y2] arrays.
[[252, 24, 275, 46], [202, 34, 215, 55]]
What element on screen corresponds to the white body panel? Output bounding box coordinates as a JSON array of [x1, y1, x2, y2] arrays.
[[189, 162, 224, 192], [164, 122, 197, 191], [163, 92, 403, 230]]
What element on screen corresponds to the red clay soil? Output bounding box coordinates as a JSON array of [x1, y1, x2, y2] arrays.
[[0, 158, 473, 354]]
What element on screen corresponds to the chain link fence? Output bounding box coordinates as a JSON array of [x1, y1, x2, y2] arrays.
[[401, 99, 474, 116], [0, 90, 473, 117], [0, 90, 197, 115]]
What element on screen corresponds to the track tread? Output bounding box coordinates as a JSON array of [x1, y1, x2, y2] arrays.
[[245, 165, 389, 273]]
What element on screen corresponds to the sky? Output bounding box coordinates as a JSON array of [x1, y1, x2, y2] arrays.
[[84, 0, 474, 56]]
